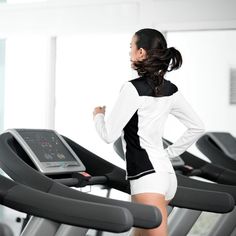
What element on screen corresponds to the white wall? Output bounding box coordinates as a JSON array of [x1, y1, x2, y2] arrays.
[[140, 0, 236, 31], [0, 0, 236, 35]]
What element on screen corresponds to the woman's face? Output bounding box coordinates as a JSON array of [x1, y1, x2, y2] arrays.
[[129, 35, 146, 68]]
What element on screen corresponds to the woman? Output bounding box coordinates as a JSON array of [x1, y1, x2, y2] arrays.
[[93, 28, 205, 236]]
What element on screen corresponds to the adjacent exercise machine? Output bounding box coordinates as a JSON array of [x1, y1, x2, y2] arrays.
[[162, 137, 236, 236], [195, 132, 236, 236]]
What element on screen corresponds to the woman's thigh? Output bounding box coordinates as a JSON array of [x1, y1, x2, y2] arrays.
[[131, 193, 169, 236]]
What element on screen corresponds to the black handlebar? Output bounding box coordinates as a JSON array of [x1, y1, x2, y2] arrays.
[[54, 175, 108, 187], [0, 174, 133, 233]]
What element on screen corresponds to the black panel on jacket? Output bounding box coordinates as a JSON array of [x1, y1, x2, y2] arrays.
[[124, 111, 155, 180], [130, 77, 178, 97]]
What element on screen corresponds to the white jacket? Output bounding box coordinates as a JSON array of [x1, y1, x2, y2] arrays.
[[94, 77, 205, 180]]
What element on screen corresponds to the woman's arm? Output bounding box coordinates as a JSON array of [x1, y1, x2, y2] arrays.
[[93, 82, 140, 144], [165, 91, 205, 158]]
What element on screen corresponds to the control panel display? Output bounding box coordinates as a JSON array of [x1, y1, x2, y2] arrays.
[[8, 129, 86, 174]]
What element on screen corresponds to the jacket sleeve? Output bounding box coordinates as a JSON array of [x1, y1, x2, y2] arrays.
[[165, 91, 205, 159], [94, 82, 140, 144]]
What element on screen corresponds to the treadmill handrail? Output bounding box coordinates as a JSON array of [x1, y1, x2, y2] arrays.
[[170, 184, 234, 213], [0, 174, 133, 233], [64, 135, 235, 213]]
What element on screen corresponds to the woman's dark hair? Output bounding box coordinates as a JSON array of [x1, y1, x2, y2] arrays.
[[133, 28, 182, 96]]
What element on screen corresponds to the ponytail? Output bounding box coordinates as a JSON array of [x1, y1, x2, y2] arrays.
[[167, 47, 182, 72], [133, 47, 182, 96]]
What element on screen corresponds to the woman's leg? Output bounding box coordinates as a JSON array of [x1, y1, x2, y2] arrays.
[[131, 193, 169, 236]]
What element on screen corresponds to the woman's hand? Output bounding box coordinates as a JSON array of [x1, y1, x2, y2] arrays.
[[93, 106, 106, 119]]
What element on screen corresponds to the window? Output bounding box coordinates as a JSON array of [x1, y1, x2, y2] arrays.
[[165, 30, 236, 148], [0, 39, 5, 133], [4, 35, 53, 129], [55, 33, 132, 166]]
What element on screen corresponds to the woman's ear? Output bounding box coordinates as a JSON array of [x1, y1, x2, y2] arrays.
[[138, 48, 147, 60]]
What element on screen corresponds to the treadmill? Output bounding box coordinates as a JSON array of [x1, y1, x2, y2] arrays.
[[0, 129, 234, 236], [0, 129, 162, 236]]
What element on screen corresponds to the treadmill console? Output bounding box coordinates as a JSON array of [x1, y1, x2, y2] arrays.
[[207, 132, 236, 160], [8, 129, 86, 174], [170, 156, 185, 168]]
